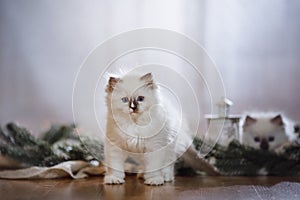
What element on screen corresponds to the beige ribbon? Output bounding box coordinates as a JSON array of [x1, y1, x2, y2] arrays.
[[0, 160, 105, 179]]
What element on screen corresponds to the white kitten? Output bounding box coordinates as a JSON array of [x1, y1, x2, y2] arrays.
[[240, 113, 296, 151], [104, 72, 179, 185], [104, 72, 217, 186]]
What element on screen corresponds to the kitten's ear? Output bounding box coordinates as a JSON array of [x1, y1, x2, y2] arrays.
[[271, 115, 284, 126], [244, 116, 257, 127], [106, 76, 120, 93], [140, 73, 156, 89]]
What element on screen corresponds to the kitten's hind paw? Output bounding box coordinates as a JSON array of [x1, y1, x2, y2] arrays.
[[104, 175, 125, 184], [144, 176, 164, 186]]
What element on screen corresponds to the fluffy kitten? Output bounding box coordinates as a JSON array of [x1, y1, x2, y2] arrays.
[[104, 72, 217, 186], [241, 113, 295, 151]]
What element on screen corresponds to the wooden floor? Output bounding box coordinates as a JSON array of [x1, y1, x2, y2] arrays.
[[1, 176, 300, 200]]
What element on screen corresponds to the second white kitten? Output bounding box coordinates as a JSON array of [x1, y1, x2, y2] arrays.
[[240, 113, 296, 151]]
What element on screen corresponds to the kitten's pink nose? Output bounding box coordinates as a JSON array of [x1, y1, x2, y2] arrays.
[[129, 99, 138, 112], [130, 101, 135, 109]]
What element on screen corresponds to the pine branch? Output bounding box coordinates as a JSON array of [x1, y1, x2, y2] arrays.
[[6, 123, 38, 147], [0, 126, 13, 145], [42, 124, 76, 144], [194, 139, 300, 176], [0, 123, 101, 167]]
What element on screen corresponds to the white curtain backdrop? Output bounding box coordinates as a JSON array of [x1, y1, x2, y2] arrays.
[[0, 0, 299, 134]]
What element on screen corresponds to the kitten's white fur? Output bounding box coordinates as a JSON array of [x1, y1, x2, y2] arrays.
[[240, 112, 296, 150], [104, 72, 192, 185]]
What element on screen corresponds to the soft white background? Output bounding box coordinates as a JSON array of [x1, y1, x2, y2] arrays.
[[1, 0, 300, 135]]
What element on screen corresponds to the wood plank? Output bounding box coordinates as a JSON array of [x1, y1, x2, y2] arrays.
[[0, 176, 300, 200]]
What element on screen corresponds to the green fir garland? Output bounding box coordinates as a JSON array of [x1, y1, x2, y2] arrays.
[[0, 123, 300, 176], [0, 123, 102, 167], [193, 138, 300, 176]]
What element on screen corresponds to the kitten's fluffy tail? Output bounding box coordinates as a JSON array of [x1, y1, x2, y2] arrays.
[[176, 132, 220, 175], [181, 146, 220, 176]]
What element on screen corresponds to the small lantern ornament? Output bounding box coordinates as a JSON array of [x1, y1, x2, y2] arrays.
[[217, 97, 233, 117], [205, 97, 241, 146]]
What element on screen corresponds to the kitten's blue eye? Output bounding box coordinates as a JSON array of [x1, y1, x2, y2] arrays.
[[121, 97, 129, 103], [254, 137, 260, 142], [137, 96, 144, 102], [268, 136, 275, 142]]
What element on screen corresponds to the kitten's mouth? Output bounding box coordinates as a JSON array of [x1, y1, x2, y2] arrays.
[[129, 108, 138, 114], [129, 109, 139, 123]]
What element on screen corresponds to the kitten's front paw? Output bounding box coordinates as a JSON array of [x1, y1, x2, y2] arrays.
[[144, 176, 164, 186], [164, 173, 174, 182], [104, 175, 125, 185], [137, 172, 144, 180]]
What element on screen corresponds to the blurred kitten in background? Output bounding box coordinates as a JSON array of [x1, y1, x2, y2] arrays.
[[240, 113, 297, 151]]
